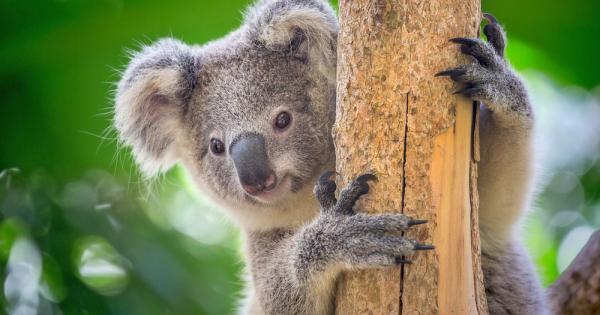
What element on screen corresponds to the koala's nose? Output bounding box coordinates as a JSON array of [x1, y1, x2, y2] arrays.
[[230, 133, 278, 196]]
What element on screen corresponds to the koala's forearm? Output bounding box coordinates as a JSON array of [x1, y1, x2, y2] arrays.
[[439, 17, 546, 315], [245, 228, 339, 315], [439, 17, 536, 248], [477, 80, 542, 315], [478, 102, 534, 247], [244, 198, 426, 315], [475, 54, 542, 315]]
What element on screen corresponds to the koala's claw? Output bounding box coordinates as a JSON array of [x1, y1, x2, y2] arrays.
[[483, 13, 506, 57], [436, 14, 526, 113], [318, 170, 338, 183], [450, 37, 498, 68], [408, 219, 429, 227], [337, 173, 377, 214], [315, 171, 338, 211], [315, 172, 377, 215], [342, 234, 432, 268], [414, 244, 435, 251], [435, 68, 466, 80], [483, 12, 498, 24], [447, 15, 506, 65], [449, 37, 479, 46], [355, 173, 377, 184]]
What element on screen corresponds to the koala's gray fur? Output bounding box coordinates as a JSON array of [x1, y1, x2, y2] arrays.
[[114, 1, 546, 314]]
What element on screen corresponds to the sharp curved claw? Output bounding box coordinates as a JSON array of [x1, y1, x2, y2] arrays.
[[315, 171, 339, 210], [408, 219, 428, 227], [449, 37, 478, 46], [482, 13, 506, 58], [435, 69, 466, 78], [356, 173, 377, 184], [483, 13, 498, 24], [318, 171, 338, 184], [318, 171, 338, 191], [334, 173, 376, 214], [414, 244, 435, 251]]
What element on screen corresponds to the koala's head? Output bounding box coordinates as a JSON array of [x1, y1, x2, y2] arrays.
[[114, 0, 338, 227]]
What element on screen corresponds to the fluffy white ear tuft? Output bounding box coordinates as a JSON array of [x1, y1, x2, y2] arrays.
[[245, 0, 338, 82], [114, 38, 198, 177]]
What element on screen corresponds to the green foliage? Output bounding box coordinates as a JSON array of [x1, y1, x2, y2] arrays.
[[483, 0, 600, 89], [0, 170, 242, 314]]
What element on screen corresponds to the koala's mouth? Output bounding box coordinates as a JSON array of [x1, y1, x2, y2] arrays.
[[246, 176, 293, 204]]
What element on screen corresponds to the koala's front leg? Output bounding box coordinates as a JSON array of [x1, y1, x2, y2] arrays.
[[247, 172, 431, 315], [437, 15, 546, 315], [437, 15, 535, 241]]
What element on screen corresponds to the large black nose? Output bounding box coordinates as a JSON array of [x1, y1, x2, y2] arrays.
[[230, 133, 277, 195]]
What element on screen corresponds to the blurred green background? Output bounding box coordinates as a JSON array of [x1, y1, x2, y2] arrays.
[[1, 0, 599, 314]]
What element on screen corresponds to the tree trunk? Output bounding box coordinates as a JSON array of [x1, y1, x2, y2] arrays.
[[549, 230, 600, 315], [333, 1, 486, 314]]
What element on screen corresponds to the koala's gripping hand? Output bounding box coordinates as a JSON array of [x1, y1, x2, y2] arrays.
[[295, 172, 432, 280], [436, 14, 532, 124]]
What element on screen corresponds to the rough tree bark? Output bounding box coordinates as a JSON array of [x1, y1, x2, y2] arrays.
[[332, 1, 487, 314], [549, 230, 600, 315]]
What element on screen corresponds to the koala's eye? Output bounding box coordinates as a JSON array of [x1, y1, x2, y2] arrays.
[[210, 138, 225, 155], [274, 111, 292, 130]]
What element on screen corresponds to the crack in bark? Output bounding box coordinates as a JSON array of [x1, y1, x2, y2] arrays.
[[399, 91, 410, 315]]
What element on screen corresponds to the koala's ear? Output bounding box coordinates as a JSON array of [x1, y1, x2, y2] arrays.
[[245, 0, 338, 81], [114, 38, 198, 177]]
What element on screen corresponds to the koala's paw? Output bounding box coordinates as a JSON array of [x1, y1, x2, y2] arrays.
[[312, 172, 433, 267], [436, 14, 532, 120], [314, 171, 377, 215]]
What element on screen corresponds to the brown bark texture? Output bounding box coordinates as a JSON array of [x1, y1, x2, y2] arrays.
[[549, 230, 600, 315], [333, 0, 487, 314]]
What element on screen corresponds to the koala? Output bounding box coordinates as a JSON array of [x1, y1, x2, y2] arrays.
[[114, 0, 546, 314]]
